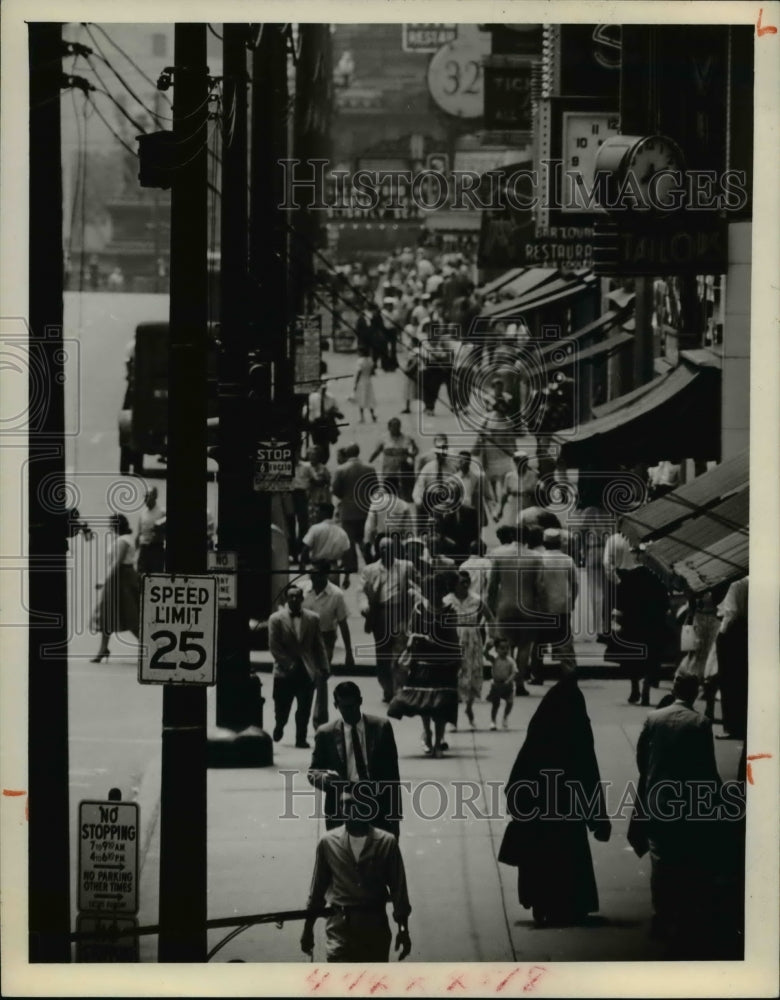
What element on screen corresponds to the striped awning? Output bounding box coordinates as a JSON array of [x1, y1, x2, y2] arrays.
[[672, 530, 749, 593], [621, 450, 749, 543], [554, 361, 722, 468], [640, 488, 749, 587]]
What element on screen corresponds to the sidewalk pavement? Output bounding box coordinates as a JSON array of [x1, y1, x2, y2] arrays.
[[135, 675, 743, 963]]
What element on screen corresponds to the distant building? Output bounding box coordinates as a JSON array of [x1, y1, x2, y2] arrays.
[[60, 23, 223, 290]]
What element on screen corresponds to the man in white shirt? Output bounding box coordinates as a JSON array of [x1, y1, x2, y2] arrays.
[[362, 477, 415, 559], [449, 450, 487, 558], [300, 502, 350, 578], [135, 486, 166, 574], [412, 443, 458, 534], [648, 460, 681, 500], [536, 528, 579, 677], [302, 561, 355, 727]]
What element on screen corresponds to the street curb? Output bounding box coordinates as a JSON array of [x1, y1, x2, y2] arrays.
[[132, 747, 162, 876], [248, 655, 680, 681]]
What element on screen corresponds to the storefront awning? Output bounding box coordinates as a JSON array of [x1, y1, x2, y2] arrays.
[[672, 530, 749, 594], [621, 449, 749, 543], [478, 267, 525, 296], [639, 487, 748, 585], [486, 274, 597, 321], [499, 267, 560, 300], [554, 359, 722, 468], [537, 307, 632, 362], [546, 331, 634, 370]]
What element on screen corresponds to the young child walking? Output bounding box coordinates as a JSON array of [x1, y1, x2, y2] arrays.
[[487, 637, 518, 730]]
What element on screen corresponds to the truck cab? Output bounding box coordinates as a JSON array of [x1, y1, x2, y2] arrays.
[[119, 321, 219, 475]]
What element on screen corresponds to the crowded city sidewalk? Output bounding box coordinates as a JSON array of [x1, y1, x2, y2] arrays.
[[133, 674, 744, 963]]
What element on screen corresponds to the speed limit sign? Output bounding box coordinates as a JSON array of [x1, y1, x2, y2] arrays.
[[139, 575, 217, 685]]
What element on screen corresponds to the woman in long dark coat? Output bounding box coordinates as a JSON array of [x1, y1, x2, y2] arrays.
[[498, 674, 611, 925], [90, 513, 140, 661]]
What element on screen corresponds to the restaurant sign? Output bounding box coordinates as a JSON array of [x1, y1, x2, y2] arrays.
[[479, 217, 595, 270]]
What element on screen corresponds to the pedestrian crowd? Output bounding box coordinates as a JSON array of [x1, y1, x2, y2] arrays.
[[86, 243, 747, 965]]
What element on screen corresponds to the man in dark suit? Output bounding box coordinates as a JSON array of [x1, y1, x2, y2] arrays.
[[332, 443, 379, 588], [268, 585, 330, 748], [308, 681, 402, 837], [632, 671, 726, 950]]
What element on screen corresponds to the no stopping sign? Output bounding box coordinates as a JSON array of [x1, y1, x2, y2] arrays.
[[139, 574, 217, 685]]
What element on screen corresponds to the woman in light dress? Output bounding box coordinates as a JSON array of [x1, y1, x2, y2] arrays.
[[496, 451, 539, 529], [471, 400, 516, 513], [443, 571, 494, 729], [352, 346, 377, 423], [307, 445, 332, 525]]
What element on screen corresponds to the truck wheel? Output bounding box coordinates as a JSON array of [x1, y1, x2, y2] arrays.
[[120, 446, 144, 476]]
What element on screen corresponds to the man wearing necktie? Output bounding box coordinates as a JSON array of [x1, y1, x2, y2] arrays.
[[308, 681, 402, 837], [269, 585, 330, 748]]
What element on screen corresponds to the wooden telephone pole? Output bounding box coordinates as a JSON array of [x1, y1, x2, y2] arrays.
[[157, 23, 210, 962], [28, 20, 71, 963], [248, 24, 292, 627]]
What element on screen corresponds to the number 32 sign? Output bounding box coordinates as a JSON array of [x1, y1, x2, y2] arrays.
[[427, 35, 488, 119], [139, 575, 217, 685]]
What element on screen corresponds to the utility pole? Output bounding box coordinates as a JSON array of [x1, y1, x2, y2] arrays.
[[248, 24, 292, 630], [157, 23, 209, 962], [28, 20, 71, 963], [209, 23, 271, 763], [291, 24, 333, 316]]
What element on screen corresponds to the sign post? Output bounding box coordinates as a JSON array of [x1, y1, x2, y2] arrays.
[[139, 574, 218, 685], [293, 314, 322, 394]]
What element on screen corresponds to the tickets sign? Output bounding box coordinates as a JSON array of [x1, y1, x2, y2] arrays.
[[139, 574, 217, 684], [78, 800, 139, 915]]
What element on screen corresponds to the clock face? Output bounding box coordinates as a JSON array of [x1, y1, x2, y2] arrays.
[[625, 135, 685, 205], [561, 111, 620, 213]]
